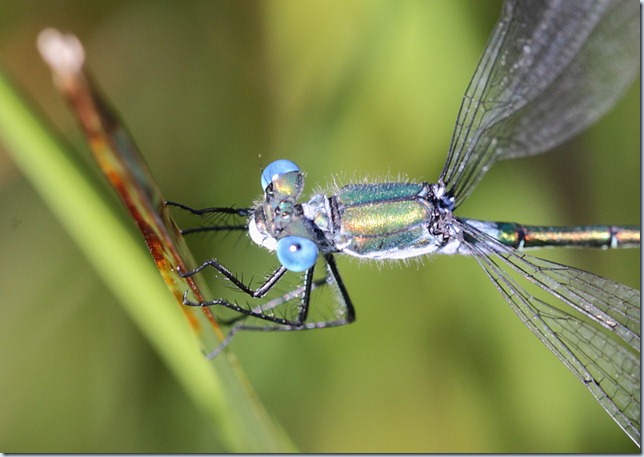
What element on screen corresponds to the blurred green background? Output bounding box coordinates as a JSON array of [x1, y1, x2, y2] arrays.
[[0, 0, 639, 452]]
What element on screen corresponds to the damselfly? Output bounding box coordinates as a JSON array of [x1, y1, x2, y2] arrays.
[[169, 0, 640, 444]]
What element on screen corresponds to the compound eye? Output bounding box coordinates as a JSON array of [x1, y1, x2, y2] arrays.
[[276, 236, 318, 272], [261, 159, 300, 191]]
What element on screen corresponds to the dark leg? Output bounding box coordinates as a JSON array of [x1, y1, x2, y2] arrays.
[[181, 259, 288, 298], [165, 200, 251, 217], [203, 254, 356, 358], [165, 201, 251, 234], [181, 261, 307, 325]]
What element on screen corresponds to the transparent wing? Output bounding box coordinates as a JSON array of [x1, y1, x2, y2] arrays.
[[440, 0, 639, 206], [458, 219, 640, 444]]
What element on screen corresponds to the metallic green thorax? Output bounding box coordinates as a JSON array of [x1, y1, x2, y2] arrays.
[[331, 182, 450, 257]]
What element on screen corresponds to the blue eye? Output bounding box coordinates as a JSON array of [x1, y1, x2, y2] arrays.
[[276, 236, 318, 272], [261, 159, 300, 190]]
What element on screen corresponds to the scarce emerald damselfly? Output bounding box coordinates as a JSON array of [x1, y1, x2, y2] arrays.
[[168, 0, 640, 444]]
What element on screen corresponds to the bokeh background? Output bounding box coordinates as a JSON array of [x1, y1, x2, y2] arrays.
[[0, 0, 639, 452]]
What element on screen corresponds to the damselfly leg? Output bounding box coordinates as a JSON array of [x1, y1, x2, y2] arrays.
[[166, 201, 356, 356]]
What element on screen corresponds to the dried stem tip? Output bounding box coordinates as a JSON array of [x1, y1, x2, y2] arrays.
[[37, 28, 85, 74]]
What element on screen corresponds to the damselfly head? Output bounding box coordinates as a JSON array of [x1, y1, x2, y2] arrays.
[[250, 159, 320, 272]]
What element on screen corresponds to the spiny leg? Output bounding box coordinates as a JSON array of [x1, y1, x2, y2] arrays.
[[204, 254, 357, 358], [181, 258, 288, 298], [165, 201, 251, 234], [181, 263, 308, 325]]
